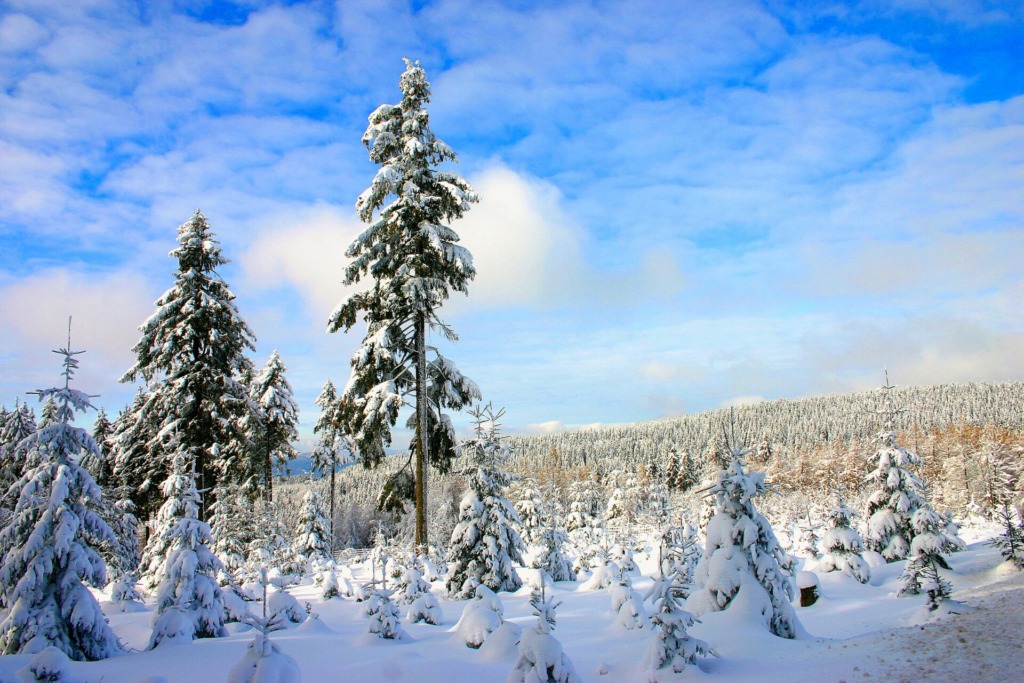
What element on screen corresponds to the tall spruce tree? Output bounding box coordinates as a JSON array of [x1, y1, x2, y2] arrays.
[[0, 330, 121, 660], [121, 210, 256, 520], [328, 58, 480, 551], [246, 350, 299, 500]]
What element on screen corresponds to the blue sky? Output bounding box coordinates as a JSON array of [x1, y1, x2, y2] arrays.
[[2, 0, 1022, 447]]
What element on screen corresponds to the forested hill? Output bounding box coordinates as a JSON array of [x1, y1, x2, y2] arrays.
[[505, 381, 1024, 474]]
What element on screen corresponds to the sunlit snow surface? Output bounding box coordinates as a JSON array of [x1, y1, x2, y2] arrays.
[[0, 520, 1019, 682]]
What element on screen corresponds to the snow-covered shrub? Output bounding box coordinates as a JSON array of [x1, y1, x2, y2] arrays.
[[989, 502, 1024, 569], [267, 588, 306, 625], [110, 574, 145, 613], [227, 572, 301, 683], [687, 454, 799, 639], [454, 584, 505, 648], [22, 646, 71, 683]]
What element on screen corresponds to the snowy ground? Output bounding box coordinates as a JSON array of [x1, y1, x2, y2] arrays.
[[1, 523, 1019, 683]]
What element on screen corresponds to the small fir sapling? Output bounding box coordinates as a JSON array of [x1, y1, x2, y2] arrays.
[[610, 576, 649, 630], [643, 570, 714, 682], [897, 506, 964, 608], [366, 588, 407, 640], [508, 579, 581, 683], [446, 404, 525, 598], [988, 502, 1024, 569], [226, 569, 301, 683], [818, 496, 871, 584], [533, 523, 577, 583], [396, 566, 442, 624], [0, 333, 122, 660]]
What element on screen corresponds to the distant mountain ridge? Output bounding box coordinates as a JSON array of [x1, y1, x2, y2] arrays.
[[505, 381, 1024, 473]]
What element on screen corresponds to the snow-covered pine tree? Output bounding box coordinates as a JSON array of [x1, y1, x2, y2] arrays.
[[897, 506, 963, 609], [446, 404, 525, 598], [147, 452, 227, 648], [533, 524, 576, 583], [311, 378, 353, 553], [0, 332, 122, 660], [818, 496, 870, 583], [36, 397, 58, 429], [328, 58, 480, 551], [292, 487, 332, 569], [246, 351, 299, 501], [687, 449, 799, 639], [643, 570, 713, 681], [864, 372, 926, 562], [81, 407, 113, 489], [120, 210, 256, 521]]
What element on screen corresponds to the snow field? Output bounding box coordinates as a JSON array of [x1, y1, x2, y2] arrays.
[[0, 521, 1018, 683]]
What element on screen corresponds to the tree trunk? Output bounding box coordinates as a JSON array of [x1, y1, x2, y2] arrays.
[[329, 464, 336, 554], [415, 312, 429, 553]]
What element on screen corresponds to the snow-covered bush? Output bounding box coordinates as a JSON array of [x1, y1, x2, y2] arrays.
[[227, 572, 301, 683], [898, 507, 964, 609], [366, 589, 406, 640], [454, 584, 505, 648]]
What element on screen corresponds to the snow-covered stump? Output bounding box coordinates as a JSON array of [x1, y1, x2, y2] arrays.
[[796, 572, 820, 607]]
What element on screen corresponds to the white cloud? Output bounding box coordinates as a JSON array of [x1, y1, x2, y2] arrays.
[[0, 268, 158, 412]]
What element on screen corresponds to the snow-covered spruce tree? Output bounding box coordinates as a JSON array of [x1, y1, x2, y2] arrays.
[[508, 583, 580, 683], [897, 507, 963, 608], [514, 482, 545, 548], [446, 404, 525, 598], [292, 487, 332, 569], [246, 350, 299, 501], [864, 373, 926, 561], [109, 388, 164, 524], [80, 407, 113, 490], [643, 570, 713, 681], [532, 500, 576, 582], [687, 450, 799, 639], [103, 491, 142, 580], [0, 338, 122, 661], [147, 452, 227, 648], [818, 496, 870, 584], [210, 478, 253, 580], [328, 57, 480, 551], [311, 378, 353, 553], [0, 400, 35, 520], [120, 210, 255, 521]]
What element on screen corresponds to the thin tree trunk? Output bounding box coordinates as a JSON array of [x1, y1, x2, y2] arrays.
[[329, 464, 336, 554], [415, 312, 429, 553]]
